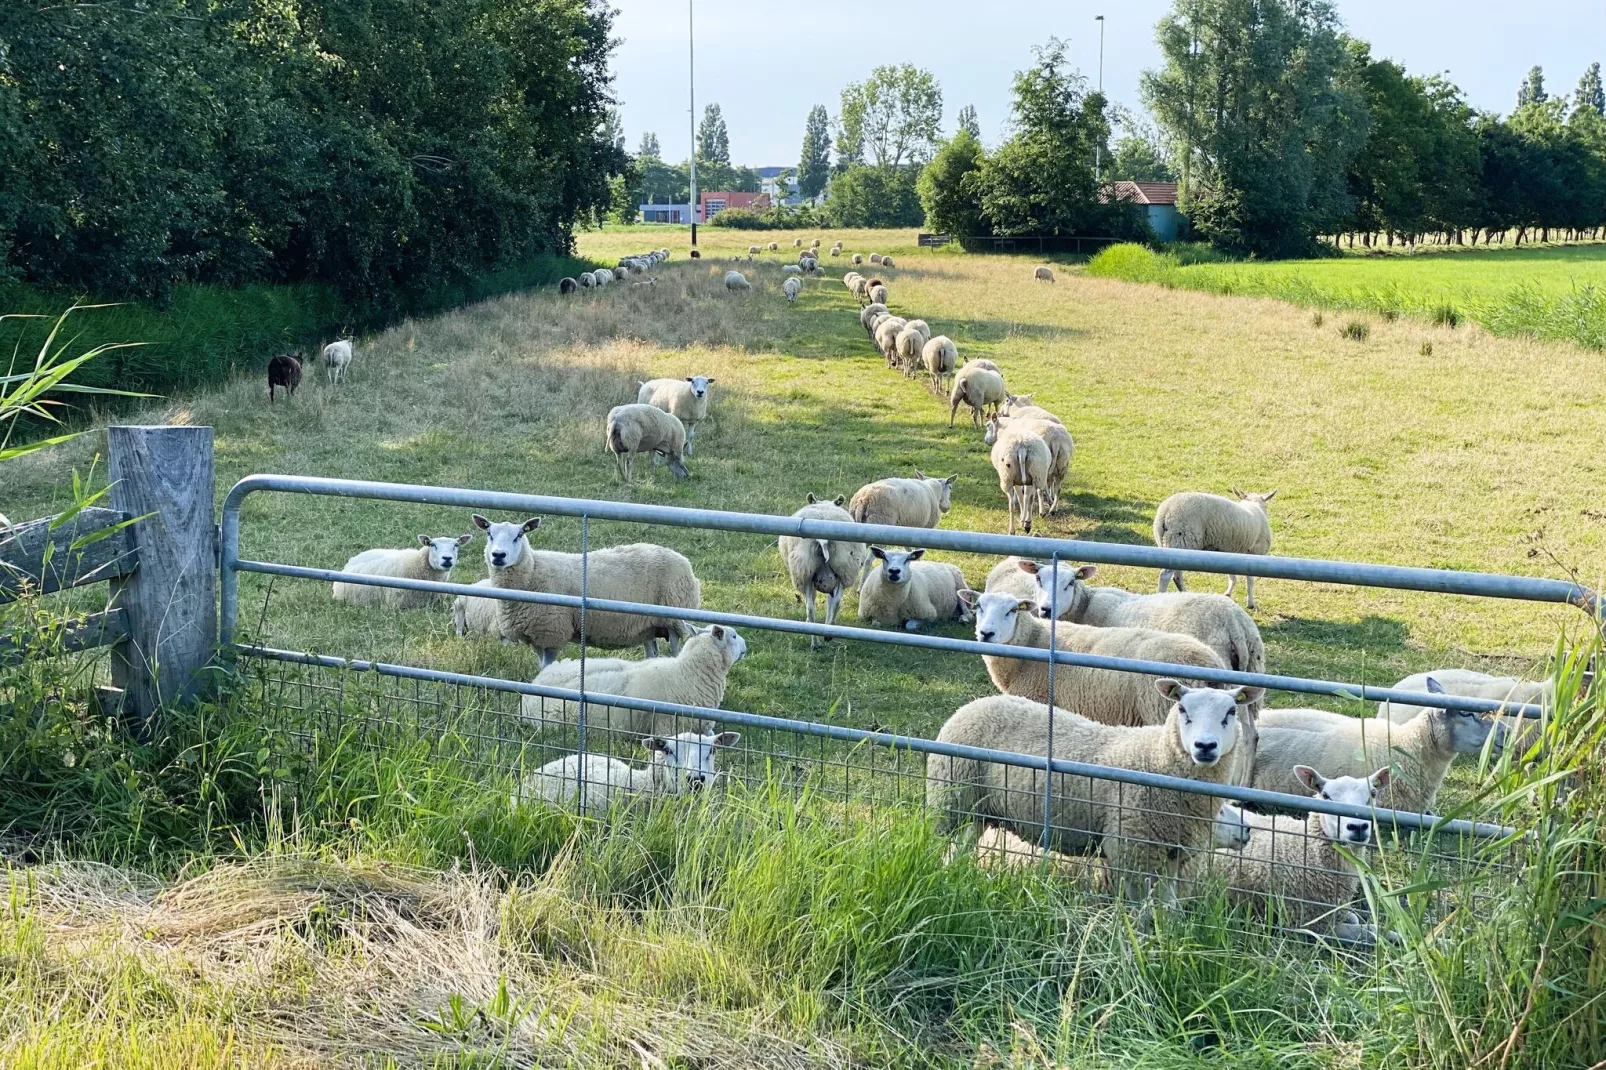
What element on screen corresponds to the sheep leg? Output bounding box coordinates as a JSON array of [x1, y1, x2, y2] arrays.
[[538, 648, 561, 669], [667, 627, 683, 656], [1245, 574, 1258, 610], [684, 424, 695, 457], [949, 396, 960, 427], [903, 619, 922, 631], [824, 585, 844, 641], [805, 589, 821, 650], [1226, 573, 1238, 599], [643, 639, 659, 658]]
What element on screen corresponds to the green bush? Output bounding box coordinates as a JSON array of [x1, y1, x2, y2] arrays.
[[1086, 243, 1182, 284], [707, 204, 832, 231]]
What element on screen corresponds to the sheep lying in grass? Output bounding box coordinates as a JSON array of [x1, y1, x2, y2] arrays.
[[950, 362, 1006, 428], [779, 493, 869, 649], [989, 420, 1050, 534], [848, 471, 956, 529], [858, 547, 971, 630], [636, 376, 716, 456], [1153, 490, 1277, 608], [473, 515, 701, 666], [985, 415, 1072, 517], [1214, 766, 1391, 944], [930, 680, 1253, 905], [453, 577, 511, 639], [724, 270, 751, 292], [521, 624, 747, 738], [322, 338, 354, 385], [784, 276, 802, 303], [606, 403, 690, 484], [1254, 679, 1503, 815], [332, 534, 473, 609], [1035, 266, 1056, 283], [518, 729, 740, 816]]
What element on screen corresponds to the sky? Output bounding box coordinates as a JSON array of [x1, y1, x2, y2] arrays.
[[609, 0, 1605, 168]]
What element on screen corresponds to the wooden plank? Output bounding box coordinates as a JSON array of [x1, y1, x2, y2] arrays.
[[0, 608, 129, 668], [0, 507, 137, 604], [107, 426, 217, 725]]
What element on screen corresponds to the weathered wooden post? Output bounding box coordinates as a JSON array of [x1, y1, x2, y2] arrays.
[[107, 425, 217, 725]]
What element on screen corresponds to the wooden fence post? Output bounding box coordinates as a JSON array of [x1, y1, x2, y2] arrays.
[[107, 425, 217, 726]]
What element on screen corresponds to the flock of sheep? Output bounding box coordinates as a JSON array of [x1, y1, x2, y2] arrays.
[[316, 244, 1541, 941]]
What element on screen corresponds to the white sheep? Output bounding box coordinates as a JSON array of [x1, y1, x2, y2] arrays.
[[606, 403, 690, 484], [848, 472, 956, 529], [322, 339, 354, 385], [996, 393, 1062, 425], [593, 269, 612, 287], [748, 244, 762, 257], [778, 493, 869, 649], [880, 255, 895, 268], [894, 324, 927, 375], [452, 577, 511, 639], [868, 283, 888, 305], [985, 415, 1072, 516], [782, 264, 803, 276], [521, 624, 747, 738], [1153, 490, 1277, 608], [794, 238, 804, 248], [1214, 766, 1392, 943], [636, 376, 716, 456], [612, 268, 629, 282], [949, 362, 1006, 428], [858, 547, 971, 630], [830, 246, 843, 256], [784, 276, 802, 303], [517, 729, 740, 816], [1379, 669, 1550, 724], [1035, 266, 1056, 283], [331, 534, 473, 609], [800, 256, 819, 274], [724, 270, 751, 292], [578, 272, 596, 289], [768, 241, 779, 251], [929, 680, 1252, 905], [872, 316, 908, 361], [472, 515, 701, 666], [852, 253, 864, 265], [989, 420, 1050, 534], [869, 254, 884, 265], [859, 302, 888, 334], [922, 335, 959, 394]]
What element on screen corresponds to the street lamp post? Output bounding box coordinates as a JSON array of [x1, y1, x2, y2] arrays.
[[1095, 14, 1106, 182], [688, 0, 698, 249]]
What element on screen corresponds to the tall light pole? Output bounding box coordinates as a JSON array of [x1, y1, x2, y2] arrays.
[[1095, 14, 1106, 183], [688, 0, 698, 250]]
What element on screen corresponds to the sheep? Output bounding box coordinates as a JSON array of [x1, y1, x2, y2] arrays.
[[520, 624, 748, 738], [594, 269, 612, 287], [322, 339, 354, 385], [961, 590, 1246, 740], [830, 247, 843, 257], [784, 276, 802, 303], [724, 271, 751, 292], [636, 376, 716, 456], [848, 471, 956, 530], [614, 268, 630, 282], [928, 679, 1253, 906], [967, 358, 1000, 373], [858, 547, 971, 630], [950, 362, 1007, 428], [578, 272, 596, 289], [794, 238, 804, 248], [810, 238, 821, 249], [1253, 681, 1503, 815], [748, 244, 762, 257], [453, 577, 512, 639], [853, 277, 873, 304], [801, 256, 819, 275], [852, 253, 864, 265], [472, 515, 701, 666], [268, 353, 302, 403], [922, 335, 959, 394], [518, 729, 740, 816], [880, 256, 895, 269], [1016, 559, 1266, 680], [559, 277, 579, 295], [606, 403, 689, 484], [867, 283, 888, 306], [1035, 266, 1056, 283], [1214, 766, 1392, 943], [859, 303, 888, 333], [985, 415, 1073, 516], [894, 325, 928, 374], [332, 534, 473, 610], [873, 316, 908, 361], [631, 276, 658, 288], [870, 254, 884, 265], [989, 420, 1051, 534], [997, 393, 1062, 425], [778, 493, 869, 649], [782, 264, 803, 276], [1153, 490, 1277, 608], [768, 241, 779, 251], [1379, 669, 1550, 724], [690, 250, 701, 259]]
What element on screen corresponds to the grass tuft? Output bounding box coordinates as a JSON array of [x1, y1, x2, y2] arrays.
[[1340, 320, 1370, 341]]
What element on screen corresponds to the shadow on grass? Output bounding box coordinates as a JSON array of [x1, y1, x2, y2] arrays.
[[1261, 614, 1410, 654]]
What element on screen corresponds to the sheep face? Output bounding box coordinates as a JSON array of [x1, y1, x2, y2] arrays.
[[967, 591, 1034, 645], [1294, 765, 1391, 846], [645, 729, 741, 793], [472, 515, 541, 570], [418, 533, 475, 572], [1213, 802, 1252, 849], [869, 546, 924, 586], [1424, 676, 1506, 755], [684, 375, 716, 400], [702, 623, 748, 665], [1156, 679, 1243, 768], [1019, 559, 1100, 619], [913, 470, 956, 512]]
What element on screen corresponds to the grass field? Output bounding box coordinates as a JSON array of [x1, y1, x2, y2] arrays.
[[4, 224, 1605, 1067]]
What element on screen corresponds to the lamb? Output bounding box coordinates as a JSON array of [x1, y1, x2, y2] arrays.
[[472, 515, 701, 666], [268, 353, 302, 403], [988, 420, 1051, 534], [1018, 559, 1265, 679], [848, 471, 956, 529], [724, 271, 751, 292], [1379, 669, 1550, 724], [1214, 766, 1392, 943], [1153, 489, 1276, 607], [559, 277, 579, 295], [858, 547, 971, 630], [1035, 266, 1056, 283], [518, 729, 740, 817], [636, 376, 716, 456], [520, 624, 748, 738], [331, 534, 473, 609], [606, 403, 690, 484], [985, 415, 1072, 516], [852, 253, 864, 265], [950, 362, 1007, 428], [778, 493, 870, 649], [928, 680, 1253, 905], [1253, 682, 1504, 815], [784, 276, 802, 303], [922, 335, 959, 394], [868, 283, 888, 305], [452, 577, 511, 639], [322, 339, 354, 385]]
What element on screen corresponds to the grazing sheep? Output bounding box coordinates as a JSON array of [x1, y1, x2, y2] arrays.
[[473, 516, 702, 666], [322, 339, 354, 385], [848, 472, 956, 530], [870, 254, 884, 265], [578, 272, 596, 289], [801, 256, 819, 274], [985, 415, 1073, 516], [594, 269, 613, 287], [606, 403, 690, 484], [922, 335, 959, 394], [867, 283, 888, 306], [782, 264, 803, 276], [1018, 559, 1265, 680], [852, 253, 864, 265], [852, 277, 873, 304], [768, 241, 779, 251], [1154, 490, 1277, 608], [268, 353, 302, 403], [967, 358, 1000, 373], [784, 276, 803, 303], [778, 493, 869, 649], [950, 363, 1007, 428], [332, 534, 473, 610], [518, 729, 740, 816], [724, 271, 751, 292], [748, 244, 762, 257], [859, 302, 888, 333], [989, 420, 1051, 534], [521, 625, 748, 738], [794, 238, 803, 248], [453, 577, 512, 639], [997, 393, 1062, 425], [1214, 766, 1392, 943], [1254, 681, 1503, 815], [830, 247, 842, 256], [636, 376, 716, 456], [559, 277, 579, 295], [873, 316, 908, 361], [881, 256, 895, 268], [613, 268, 629, 282], [1035, 266, 1056, 283], [810, 238, 821, 249], [1379, 669, 1550, 724], [929, 680, 1253, 905], [858, 547, 971, 630]]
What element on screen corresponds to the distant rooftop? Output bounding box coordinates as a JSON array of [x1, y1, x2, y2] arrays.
[[1104, 180, 1179, 206]]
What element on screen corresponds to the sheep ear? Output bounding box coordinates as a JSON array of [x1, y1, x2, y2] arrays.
[[833, 495, 845, 507], [1231, 487, 1246, 499], [1293, 765, 1325, 793], [1075, 564, 1098, 581], [710, 625, 725, 640], [806, 492, 818, 504], [1261, 489, 1277, 502], [713, 731, 739, 746], [457, 533, 475, 546], [906, 548, 925, 560], [1369, 767, 1392, 790], [944, 475, 958, 486], [418, 535, 432, 547], [870, 546, 887, 560], [1234, 686, 1265, 707], [472, 514, 491, 530], [1015, 599, 1036, 613], [914, 468, 926, 480], [1155, 677, 1188, 702], [520, 517, 543, 534], [957, 589, 978, 608], [643, 736, 671, 755], [685, 377, 696, 384], [1016, 559, 1039, 575], [1425, 676, 1445, 695]]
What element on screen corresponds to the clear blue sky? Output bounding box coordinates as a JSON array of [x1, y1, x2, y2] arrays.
[[611, 1, 1604, 168]]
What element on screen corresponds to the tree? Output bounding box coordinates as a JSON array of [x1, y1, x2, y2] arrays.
[[917, 129, 987, 235], [638, 131, 661, 160], [698, 103, 730, 165], [956, 104, 981, 140], [1144, 0, 1365, 257], [797, 105, 832, 199], [1107, 107, 1175, 182], [601, 108, 626, 157], [827, 165, 923, 228], [838, 65, 944, 170], [1576, 62, 1605, 117], [1518, 66, 1547, 108]]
